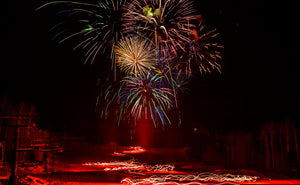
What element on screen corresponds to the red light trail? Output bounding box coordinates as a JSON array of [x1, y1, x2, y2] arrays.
[[121, 146, 146, 154], [82, 160, 175, 173], [22, 146, 300, 185], [121, 173, 258, 185], [81, 146, 261, 185]]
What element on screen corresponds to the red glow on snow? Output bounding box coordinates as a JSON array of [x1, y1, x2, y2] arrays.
[[181, 165, 193, 169], [43, 181, 120, 184], [24, 176, 300, 185], [24, 176, 120, 185], [75, 141, 300, 185], [21, 178, 300, 185], [65, 183, 121, 185], [121, 178, 300, 185], [143, 170, 188, 174], [66, 168, 105, 172], [240, 179, 300, 184], [122, 146, 146, 154], [112, 152, 127, 156]]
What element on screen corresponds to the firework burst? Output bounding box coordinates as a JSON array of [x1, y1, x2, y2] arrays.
[[192, 23, 223, 74], [114, 36, 157, 77], [122, 0, 197, 57], [175, 23, 223, 76], [118, 73, 174, 126], [38, 0, 223, 127], [37, 0, 126, 64]]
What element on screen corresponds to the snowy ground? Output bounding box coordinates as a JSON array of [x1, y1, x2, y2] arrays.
[[1, 138, 299, 184]]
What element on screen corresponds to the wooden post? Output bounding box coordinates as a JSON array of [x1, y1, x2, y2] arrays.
[[44, 139, 48, 172], [8, 117, 19, 185]]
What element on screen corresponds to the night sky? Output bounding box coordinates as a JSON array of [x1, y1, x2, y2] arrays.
[[3, 0, 298, 133]]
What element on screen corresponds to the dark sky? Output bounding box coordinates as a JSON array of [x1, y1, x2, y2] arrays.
[[2, 0, 298, 132]]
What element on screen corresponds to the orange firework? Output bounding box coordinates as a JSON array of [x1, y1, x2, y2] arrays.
[[114, 37, 157, 76]]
